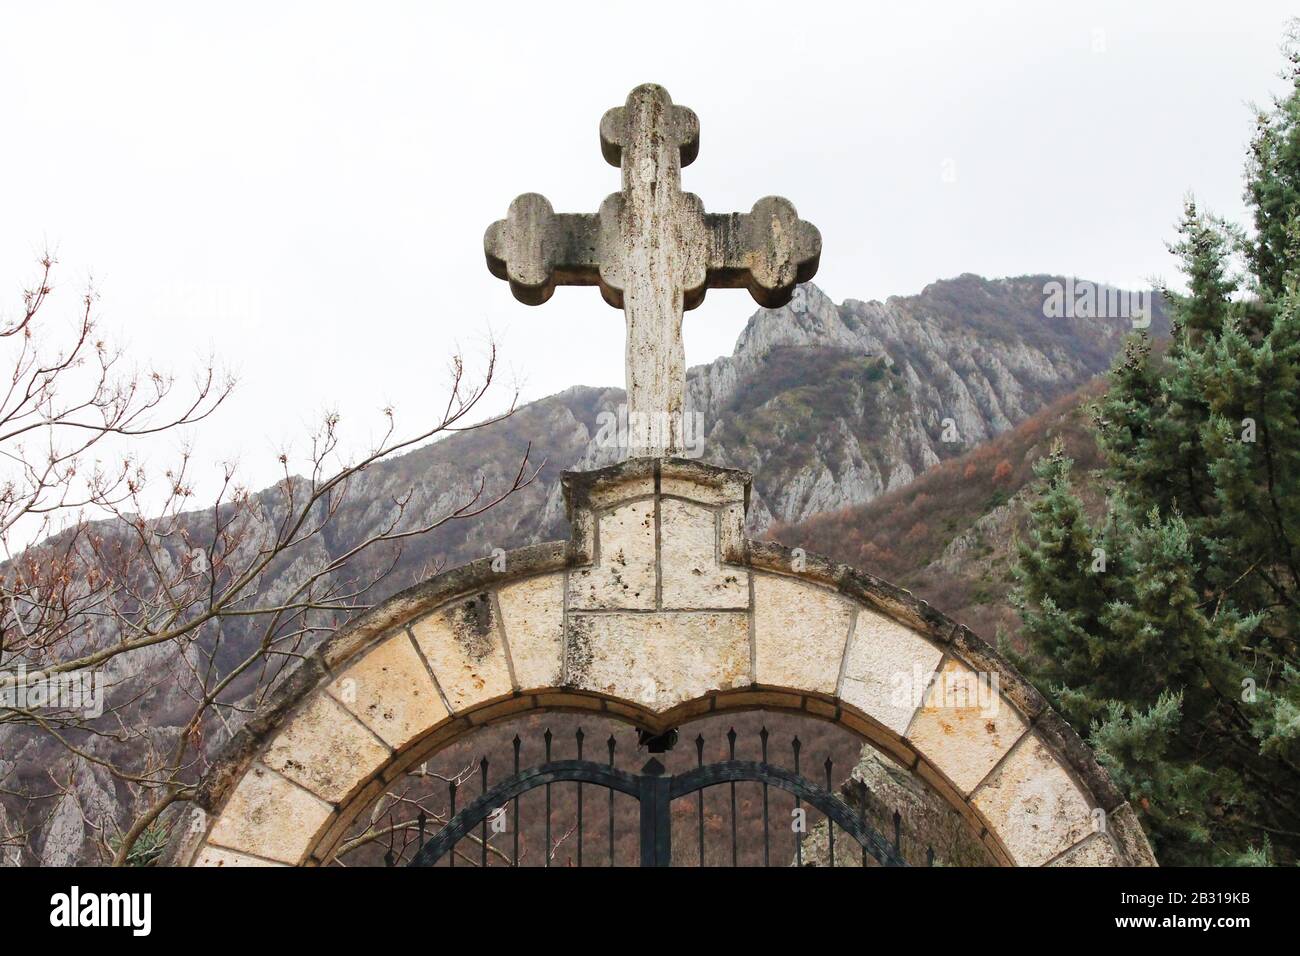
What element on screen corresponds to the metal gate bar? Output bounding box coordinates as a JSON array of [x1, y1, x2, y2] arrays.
[[405, 726, 929, 868]]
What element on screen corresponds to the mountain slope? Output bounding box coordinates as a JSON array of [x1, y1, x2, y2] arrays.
[[0, 274, 1160, 863], [770, 379, 1109, 647], [186, 273, 1162, 605], [303, 272, 1167, 578]]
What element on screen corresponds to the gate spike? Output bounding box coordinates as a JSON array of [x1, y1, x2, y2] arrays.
[[512, 733, 522, 865], [728, 741, 738, 865], [512, 736, 521, 866], [544, 730, 552, 866], [576, 728, 585, 865], [792, 736, 803, 867], [696, 746, 706, 867], [608, 735, 617, 866], [760, 726, 771, 865]]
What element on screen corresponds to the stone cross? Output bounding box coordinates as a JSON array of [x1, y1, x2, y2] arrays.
[[485, 83, 821, 457]]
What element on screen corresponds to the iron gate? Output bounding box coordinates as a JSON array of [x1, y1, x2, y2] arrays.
[[405, 727, 926, 867]]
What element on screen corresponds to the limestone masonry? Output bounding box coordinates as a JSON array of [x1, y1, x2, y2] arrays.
[[170, 458, 1155, 867]]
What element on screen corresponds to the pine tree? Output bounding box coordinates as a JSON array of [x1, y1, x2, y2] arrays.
[[1011, 37, 1300, 865]]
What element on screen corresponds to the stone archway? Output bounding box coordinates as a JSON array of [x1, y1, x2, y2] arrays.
[[165, 458, 1156, 868]]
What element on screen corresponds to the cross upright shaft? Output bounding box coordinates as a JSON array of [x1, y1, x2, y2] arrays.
[[485, 83, 821, 457]]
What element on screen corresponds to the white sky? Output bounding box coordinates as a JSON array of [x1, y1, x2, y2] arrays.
[[1, 0, 1296, 504]]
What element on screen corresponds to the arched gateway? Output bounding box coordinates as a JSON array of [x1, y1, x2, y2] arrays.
[[167, 457, 1156, 867]]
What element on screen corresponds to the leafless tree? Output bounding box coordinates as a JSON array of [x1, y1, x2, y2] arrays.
[[0, 257, 537, 865]]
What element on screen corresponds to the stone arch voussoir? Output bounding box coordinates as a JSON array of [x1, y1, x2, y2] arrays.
[[167, 458, 1156, 868]]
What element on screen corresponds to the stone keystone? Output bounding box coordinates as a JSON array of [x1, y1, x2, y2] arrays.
[[485, 83, 821, 457]]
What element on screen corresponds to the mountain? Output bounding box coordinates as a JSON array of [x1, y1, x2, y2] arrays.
[[0, 274, 1164, 864], [257, 272, 1166, 582], [771, 378, 1110, 650], [687, 275, 1160, 528]]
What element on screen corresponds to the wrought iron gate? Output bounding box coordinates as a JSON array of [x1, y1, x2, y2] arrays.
[[406, 727, 924, 867]]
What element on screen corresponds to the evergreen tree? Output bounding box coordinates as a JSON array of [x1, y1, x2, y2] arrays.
[[1011, 38, 1300, 865]]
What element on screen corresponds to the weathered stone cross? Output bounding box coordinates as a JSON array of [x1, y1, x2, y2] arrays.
[[485, 83, 821, 457]]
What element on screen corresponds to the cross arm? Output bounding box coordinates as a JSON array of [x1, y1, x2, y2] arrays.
[[704, 197, 821, 309], [484, 193, 604, 306]]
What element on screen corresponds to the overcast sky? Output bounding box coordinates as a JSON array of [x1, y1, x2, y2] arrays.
[[1, 1, 1296, 502]]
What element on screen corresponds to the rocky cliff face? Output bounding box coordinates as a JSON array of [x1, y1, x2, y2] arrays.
[[772, 377, 1113, 656], [687, 276, 1161, 528], [0, 273, 1164, 864], [408, 273, 1164, 553]]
